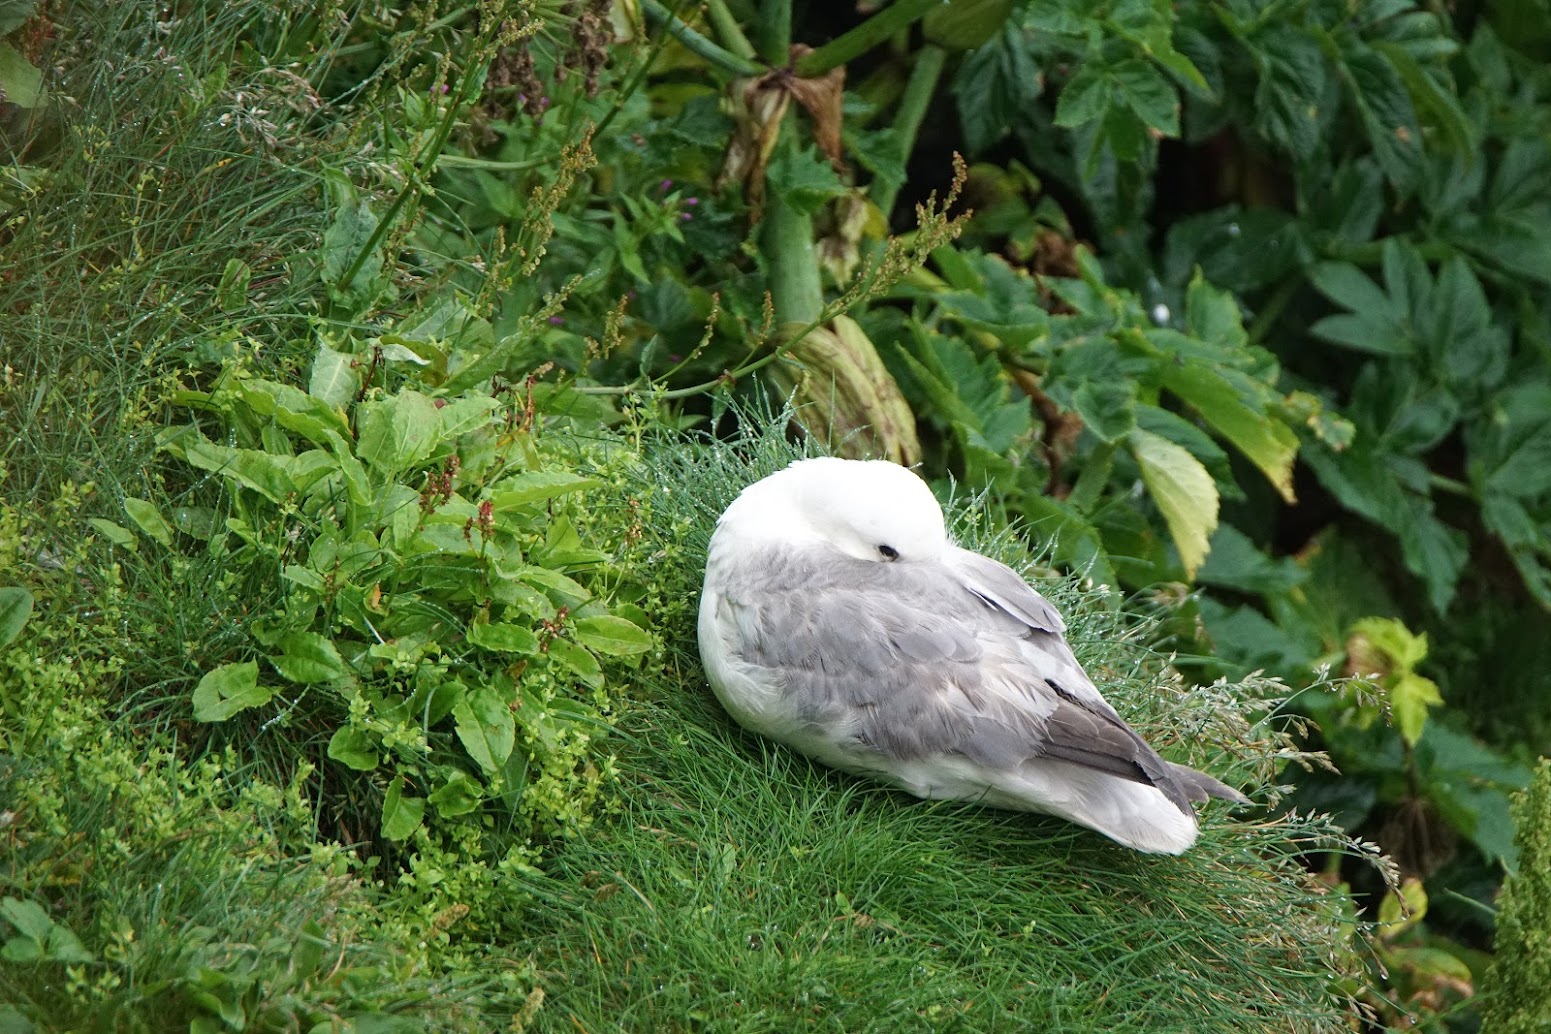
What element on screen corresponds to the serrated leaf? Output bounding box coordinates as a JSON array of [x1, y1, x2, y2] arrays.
[[1161, 364, 1299, 502], [381, 778, 425, 841], [326, 727, 379, 771], [571, 614, 653, 656], [191, 661, 270, 722], [0, 587, 34, 647], [453, 687, 515, 774], [1130, 428, 1220, 578], [467, 621, 540, 655], [1391, 671, 1443, 746], [1110, 59, 1179, 136], [765, 145, 846, 216], [123, 497, 174, 547], [269, 632, 346, 683], [356, 390, 440, 473]]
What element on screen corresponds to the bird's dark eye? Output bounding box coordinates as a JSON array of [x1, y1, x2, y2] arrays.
[[877, 544, 900, 561]]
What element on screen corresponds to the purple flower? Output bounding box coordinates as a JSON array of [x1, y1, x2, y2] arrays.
[[660, 179, 673, 193], [685, 197, 699, 206], [548, 315, 565, 325], [680, 212, 692, 221]]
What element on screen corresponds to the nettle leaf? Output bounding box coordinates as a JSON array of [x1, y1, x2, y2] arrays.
[[191, 661, 271, 722], [326, 726, 379, 771], [123, 497, 174, 547], [270, 631, 346, 684], [381, 777, 425, 841], [1250, 25, 1329, 160], [0, 587, 34, 647], [356, 390, 440, 473], [572, 614, 653, 656], [1340, 42, 1424, 191], [454, 686, 516, 774], [953, 26, 1044, 153], [1129, 428, 1220, 579], [765, 145, 846, 216]]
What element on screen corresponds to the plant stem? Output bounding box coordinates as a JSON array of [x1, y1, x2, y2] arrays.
[[705, 0, 757, 60], [793, 0, 943, 77], [1247, 272, 1301, 346], [872, 43, 945, 217], [642, 0, 764, 76], [758, 0, 792, 66], [763, 143, 825, 326]]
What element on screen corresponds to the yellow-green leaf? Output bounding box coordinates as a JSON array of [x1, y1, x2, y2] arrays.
[[1391, 671, 1444, 747], [1129, 428, 1220, 578]]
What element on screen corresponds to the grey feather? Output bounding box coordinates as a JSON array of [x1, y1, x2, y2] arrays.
[[713, 543, 1233, 816]]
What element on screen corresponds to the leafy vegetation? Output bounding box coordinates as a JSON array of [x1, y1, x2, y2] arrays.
[[2, 0, 1548, 1029]]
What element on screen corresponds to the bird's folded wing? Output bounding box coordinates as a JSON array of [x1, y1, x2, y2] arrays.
[[722, 548, 1194, 809]]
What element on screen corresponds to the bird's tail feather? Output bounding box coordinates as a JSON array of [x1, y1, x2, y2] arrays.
[[1168, 762, 1250, 806]]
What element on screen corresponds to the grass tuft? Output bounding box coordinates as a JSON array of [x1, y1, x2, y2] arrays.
[[506, 412, 1371, 1031]]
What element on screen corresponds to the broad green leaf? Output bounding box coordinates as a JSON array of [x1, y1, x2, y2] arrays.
[[179, 438, 298, 503], [1396, 497, 1468, 613], [1198, 524, 1307, 595], [309, 345, 360, 408], [453, 686, 516, 774], [1109, 59, 1179, 136], [467, 621, 540, 655], [1390, 671, 1443, 746], [1, 936, 41, 963], [191, 661, 270, 722], [0, 42, 42, 108], [571, 614, 653, 656], [518, 564, 592, 604], [322, 198, 381, 294], [437, 396, 500, 439], [1129, 428, 1220, 578], [123, 497, 174, 547], [547, 637, 604, 689], [0, 898, 51, 942], [1375, 42, 1473, 155], [1022, 493, 1117, 588], [326, 726, 379, 771], [269, 631, 346, 683], [86, 518, 137, 550], [381, 777, 425, 841], [488, 470, 598, 509], [1161, 364, 1298, 502], [0, 588, 34, 647], [428, 772, 481, 817], [1054, 64, 1111, 129], [239, 378, 351, 444], [356, 390, 440, 473], [42, 924, 93, 963], [0, 2, 41, 36]]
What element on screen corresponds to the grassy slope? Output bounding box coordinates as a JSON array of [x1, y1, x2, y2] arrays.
[[508, 432, 1366, 1032]]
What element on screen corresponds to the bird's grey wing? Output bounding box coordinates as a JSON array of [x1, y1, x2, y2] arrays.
[[947, 547, 1066, 635], [717, 549, 1200, 810]]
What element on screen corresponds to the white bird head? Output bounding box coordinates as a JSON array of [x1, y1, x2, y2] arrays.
[[721, 457, 949, 564]]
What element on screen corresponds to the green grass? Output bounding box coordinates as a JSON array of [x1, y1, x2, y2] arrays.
[[501, 425, 1371, 1032]]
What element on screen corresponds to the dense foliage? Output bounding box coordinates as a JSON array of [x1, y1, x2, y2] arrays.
[[1, 0, 1547, 1029]]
